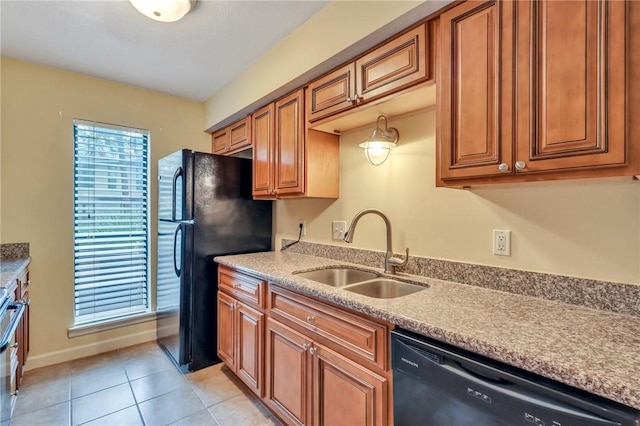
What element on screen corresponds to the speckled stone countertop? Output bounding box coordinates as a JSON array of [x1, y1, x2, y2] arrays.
[[215, 251, 640, 411], [0, 257, 30, 291]]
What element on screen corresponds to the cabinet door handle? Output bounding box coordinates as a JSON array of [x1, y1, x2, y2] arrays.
[[306, 316, 315, 324], [515, 160, 527, 170], [231, 303, 236, 311], [309, 347, 316, 355], [302, 344, 308, 351], [498, 163, 509, 172]]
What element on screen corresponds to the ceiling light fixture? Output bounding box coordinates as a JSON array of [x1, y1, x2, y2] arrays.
[[359, 115, 399, 166], [129, 0, 195, 23]]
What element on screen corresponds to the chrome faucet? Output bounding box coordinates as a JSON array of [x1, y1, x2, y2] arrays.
[[344, 209, 409, 274]]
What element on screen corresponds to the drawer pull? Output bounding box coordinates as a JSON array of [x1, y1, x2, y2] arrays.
[[306, 316, 315, 324]]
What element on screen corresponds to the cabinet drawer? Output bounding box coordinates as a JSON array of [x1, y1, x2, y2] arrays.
[[268, 285, 388, 371], [218, 266, 266, 309]]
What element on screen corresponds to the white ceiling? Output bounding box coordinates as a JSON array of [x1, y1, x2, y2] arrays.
[[0, 0, 328, 102]]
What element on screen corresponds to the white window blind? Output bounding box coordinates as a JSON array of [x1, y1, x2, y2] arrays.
[[73, 119, 150, 325]]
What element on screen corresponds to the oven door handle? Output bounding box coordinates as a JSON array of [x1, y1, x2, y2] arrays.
[[0, 302, 25, 353]]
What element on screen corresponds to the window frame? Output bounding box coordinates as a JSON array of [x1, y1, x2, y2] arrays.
[[72, 119, 151, 327]]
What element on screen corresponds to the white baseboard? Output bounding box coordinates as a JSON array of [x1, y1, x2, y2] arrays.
[[25, 329, 158, 370]]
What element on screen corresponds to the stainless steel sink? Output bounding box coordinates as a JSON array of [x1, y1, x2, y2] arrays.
[[293, 267, 380, 287], [343, 279, 426, 299]]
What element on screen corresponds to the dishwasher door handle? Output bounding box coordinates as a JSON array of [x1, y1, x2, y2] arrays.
[[439, 355, 620, 426]]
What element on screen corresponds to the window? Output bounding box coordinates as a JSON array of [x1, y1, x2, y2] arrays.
[[73, 119, 149, 325]]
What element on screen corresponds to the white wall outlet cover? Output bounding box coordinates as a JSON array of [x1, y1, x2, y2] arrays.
[[493, 229, 511, 256]]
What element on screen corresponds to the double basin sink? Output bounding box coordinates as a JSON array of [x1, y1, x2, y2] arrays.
[[293, 267, 427, 299]]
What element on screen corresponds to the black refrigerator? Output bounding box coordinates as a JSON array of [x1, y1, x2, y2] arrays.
[[156, 149, 272, 371]]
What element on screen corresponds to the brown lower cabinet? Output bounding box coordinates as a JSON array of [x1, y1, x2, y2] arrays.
[[217, 266, 392, 426], [217, 266, 268, 397], [266, 318, 388, 426], [217, 291, 265, 397], [15, 269, 30, 391]]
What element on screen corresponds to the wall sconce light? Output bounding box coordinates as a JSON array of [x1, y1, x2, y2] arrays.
[[359, 115, 399, 166], [129, 0, 195, 22]]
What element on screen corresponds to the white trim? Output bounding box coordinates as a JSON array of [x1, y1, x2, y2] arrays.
[[26, 328, 158, 371], [68, 311, 157, 338]]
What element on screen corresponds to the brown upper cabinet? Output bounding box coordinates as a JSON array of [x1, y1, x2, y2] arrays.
[[438, 0, 638, 187], [306, 23, 434, 124], [252, 89, 339, 199], [211, 116, 252, 155]]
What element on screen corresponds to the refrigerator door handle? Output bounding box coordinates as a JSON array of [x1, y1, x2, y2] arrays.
[[172, 167, 183, 221], [173, 224, 182, 277]]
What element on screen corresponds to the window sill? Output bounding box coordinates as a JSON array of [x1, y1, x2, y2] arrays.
[[68, 311, 157, 338]]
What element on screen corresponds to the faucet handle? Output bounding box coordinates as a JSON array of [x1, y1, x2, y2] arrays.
[[388, 248, 409, 269]]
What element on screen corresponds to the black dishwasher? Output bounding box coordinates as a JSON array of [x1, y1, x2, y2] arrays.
[[391, 329, 640, 426]]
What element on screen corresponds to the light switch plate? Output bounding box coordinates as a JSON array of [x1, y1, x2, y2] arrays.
[[332, 221, 347, 240]]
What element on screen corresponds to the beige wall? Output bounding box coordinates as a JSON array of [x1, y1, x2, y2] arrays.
[[204, 0, 426, 129], [275, 109, 640, 285], [1, 58, 209, 368]]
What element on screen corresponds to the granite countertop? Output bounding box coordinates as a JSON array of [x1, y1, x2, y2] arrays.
[[0, 257, 31, 290], [215, 251, 640, 411]]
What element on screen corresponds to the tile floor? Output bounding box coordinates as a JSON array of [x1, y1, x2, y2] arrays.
[[8, 342, 281, 426]]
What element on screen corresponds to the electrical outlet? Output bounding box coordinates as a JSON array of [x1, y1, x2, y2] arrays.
[[493, 230, 511, 256], [331, 221, 347, 240], [298, 220, 307, 236]]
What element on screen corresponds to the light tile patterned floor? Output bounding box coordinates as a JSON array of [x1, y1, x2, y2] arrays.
[[8, 342, 281, 426]]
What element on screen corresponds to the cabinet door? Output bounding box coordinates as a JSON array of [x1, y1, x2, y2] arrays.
[[236, 303, 264, 397], [312, 344, 388, 426], [217, 291, 236, 369], [252, 103, 275, 198], [355, 25, 428, 103], [514, 0, 626, 173], [275, 90, 305, 197], [306, 63, 356, 123], [266, 318, 311, 426], [438, 0, 515, 180], [22, 291, 29, 372], [228, 117, 252, 153], [15, 315, 23, 390], [211, 128, 229, 154]]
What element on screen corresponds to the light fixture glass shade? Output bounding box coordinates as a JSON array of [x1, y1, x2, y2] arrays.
[[359, 115, 399, 166], [130, 0, 194, 22]]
